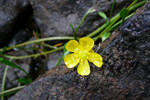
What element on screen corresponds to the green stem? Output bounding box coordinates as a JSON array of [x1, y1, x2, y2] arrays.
[[127, 0, 137, 9], [35, 42, 57, 49], [74, 15, 87, 38], [94, 13, 120, 41], [0, 85, 26, 95], [87, 10, 121, 38], [108, 13, 134, 31], [86, 21, 107, 37], [128, 0, 146, 11], [16, 47, 41, 51], [2, 46, 64, 59], [87, 0, 146, 38], [74, 8, 95, 40], [109, 0, 116, 24], [0, 36, 74, 52], [42, 43, 57, 49], [1, 65, 9, 100]]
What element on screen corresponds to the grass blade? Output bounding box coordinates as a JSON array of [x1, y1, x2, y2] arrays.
[[0, 57, 29, 77], [56, 43, 70, 66]]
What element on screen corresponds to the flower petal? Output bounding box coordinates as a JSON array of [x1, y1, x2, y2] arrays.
[[88, 53, 103, 67], [77, 59, 90, 76], [64, 54, 80, 68], [79, 37, 94, 51], [65, 40, 82, 53]]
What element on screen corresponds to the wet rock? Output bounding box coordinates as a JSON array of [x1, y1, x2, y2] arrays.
[[0, 0, 134, 47], [0, 49, 48, 98], [30, 0, 134, 38], [9, 2, 150, 100], [0, 0, 35, 47], [0, 51, 31, 99], [31, 0, 135, 70], [46, 51, 64, 69], [29, 56, 48, 80], [8, 30, 32, 47]]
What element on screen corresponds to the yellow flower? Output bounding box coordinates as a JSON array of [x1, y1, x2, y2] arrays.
[[64, 37, 103, 76]]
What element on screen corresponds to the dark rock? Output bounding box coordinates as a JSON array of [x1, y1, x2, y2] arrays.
[[0, 0, 134, 47], [31, 0, 135, 70], [8, 30, 32, 47], [0, 51, 31, 99], [0, 0, 35, 47], [29, 56, 48, 80], [0, 50, 48, 99], [9, 1, 150, 100], [30, 0, 133, 38], [45, 51, 64, 69]]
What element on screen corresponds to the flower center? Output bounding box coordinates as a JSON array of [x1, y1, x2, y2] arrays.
[[79, 51, 88, 59]]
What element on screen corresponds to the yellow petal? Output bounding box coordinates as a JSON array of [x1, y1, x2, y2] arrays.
[[65, 40, 82, 53], [64, 54, 80, 68], [79, 37, 94, 51], [88, 53, 103, 67], [77, 59, 90, 76]]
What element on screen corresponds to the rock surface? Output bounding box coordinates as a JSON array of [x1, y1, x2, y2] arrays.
[[0, 0, 35, 47], [0, 50, 47, 100], [0, 0, 134, 47], [9, 1, 150, 100], [0, 0, 135, 84], [30, 0, 134, 70], [30, 0, 133, 38], [46, 51, 64, 69], [0, 51, 30, 99]]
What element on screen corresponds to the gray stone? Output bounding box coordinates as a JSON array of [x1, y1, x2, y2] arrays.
[[0, 0, 134, 47], [46, 51, 63, 69], [0, 51, 31, 100], [0, 0, 34, 47], [30, 0, 133, 38], [9, 2, 150, 100]]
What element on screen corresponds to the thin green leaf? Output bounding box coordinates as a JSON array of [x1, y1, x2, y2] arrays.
[[73, 7, 96, 40], [109, 0, 116, 24], [128, 0, 137, 9], [70, 24, 75, 33], [17, 78, 32, 84], [120, 8, 130, 19], [102, 32, 111, 41], [108, 13, 134, 32], [1, 65, 9, 100], [56, 43, 70, 66], [0, 57, 4, 61], [0, 57, 29, 77], [0, 85, 26, 96], [0, 47, 8, 52], [0, 90, 17, 97], [134, 0, 137, 3], [35, 30, 40, 39], [99, 12, 108, 22], [85, 7, 96, 17], [63, 43, 68, 53]]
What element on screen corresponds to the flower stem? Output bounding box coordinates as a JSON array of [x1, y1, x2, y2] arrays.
[[109, 0, 116, 24], [0, 36, 74, 52], [74, 7, 96, 40], [1, 46, 64, 59], [93, 14, 120, 41], [0, 85, 26, 96], [128, 0, 146, 11], [87, 0, 146, 38], [1, 65, 9, 100], [108, 13, 134, 31]]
